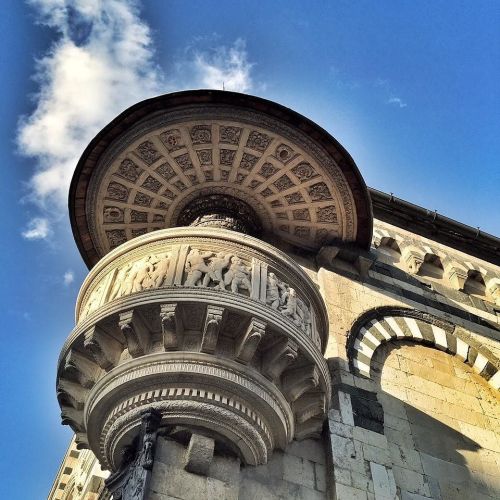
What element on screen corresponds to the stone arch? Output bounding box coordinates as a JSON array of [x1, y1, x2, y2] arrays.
[[347, 306, 500, 390]]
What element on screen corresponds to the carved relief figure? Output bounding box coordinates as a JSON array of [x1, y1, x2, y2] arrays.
[[202, 252, 232, 289], [109, 263, 132, 300], [266, 272, 287, 309], [281, 287, 301, 324], [148, 253, 172, 288], [297, 297, 312, 336], [224, 256, 252, 293], [83, 283, 104, 317], [124, 256, 155, 293], [184, 249, 214, 286]]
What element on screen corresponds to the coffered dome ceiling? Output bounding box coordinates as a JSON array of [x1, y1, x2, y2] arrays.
[[70, 90, 373, 267]]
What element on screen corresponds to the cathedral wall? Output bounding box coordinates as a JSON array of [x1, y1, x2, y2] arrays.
[[319, 219, 500, 500], [148, 435, 328, 499]]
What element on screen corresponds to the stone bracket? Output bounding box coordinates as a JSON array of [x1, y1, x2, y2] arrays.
[[283, 365, 320, 402], [57, 378, 88, 410], [60, 405, 85, 432], [62, 349, 98, 389], [317, 245, 375, 278], [262, 338, 299, 381], [83, 325, 121, 370], [119, 309, 151, 358], [292, 393, 325, 424], [184, 433, 215, 476], [235, 318, 266, 363], [160, 303, 181, 351], [201, 305, 224, 353], [402, 248, 425, 275]]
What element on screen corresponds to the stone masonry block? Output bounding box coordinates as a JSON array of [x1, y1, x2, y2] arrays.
[[155, 438, 186, 466], [285, 438, 326, 464], [335, 483, 368, 500], [370, 462, 397, 500], [315, 463, 327, 492], [208, 453, 240, 485], [392, 466, 430, 497], [360, 442, 391, 466], [184, 434, 215, 476], [353, 427, 389, 449], [282, 453, 315, 489], [388, 443, 423, 473], [339, 391, 355, 426], [329, 419, 354, 439], [351, 470, 373, 492], [333, 466, 352, 486]]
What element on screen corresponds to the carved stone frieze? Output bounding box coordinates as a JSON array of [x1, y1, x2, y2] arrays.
[[78, 229, 323, 349]]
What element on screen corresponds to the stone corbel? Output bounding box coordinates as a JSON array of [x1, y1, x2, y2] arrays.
[[235, 318, 266, 363], [75, 432, 89, 450], [184, 433, 215, 476], [317, 245, 375, 278], [445, 265, 468, 291], [486, 278, 500, 305], [63, 349, 98, 389], [83, 325, 122, 370], [200, 305, 224, 353], [295, 416, 323, 440], [355, 254, 375, 279], [57, 379, 88, 410], [282, 365, 320, 402], [119, 309, 151, 358], [402, 248, 425, 275], [292, 393, 326, 424], [316, 246, 341, 269], [262, 339, 299, 381], [160, 303, 181, 351], [60, 405, 85, 432]]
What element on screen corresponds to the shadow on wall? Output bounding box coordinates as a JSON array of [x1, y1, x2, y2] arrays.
[[366, 341, 500, 499]]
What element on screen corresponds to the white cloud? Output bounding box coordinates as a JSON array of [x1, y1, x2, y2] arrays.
[[387, 96, 407, 108], [21, 217, 52, 240], [63, 270, 75, 285], [18, 0, 164, 234], [18, 2, 258, 242], [176, 38, 254, 93]]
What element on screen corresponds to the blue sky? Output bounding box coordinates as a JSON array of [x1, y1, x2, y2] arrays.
[[0, 1, 499, 498]]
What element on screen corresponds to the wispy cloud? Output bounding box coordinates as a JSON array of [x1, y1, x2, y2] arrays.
[[18, 3, 258, 242], [374, 78, 407, 108], [387, 96, 407, 108], [329, 66, 360, 90], [18, 0, 163, 236], [63, 270, 74, 286], [175, 38, 254, 93], [21, 217, 52, 240]]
